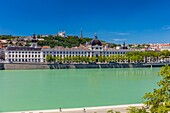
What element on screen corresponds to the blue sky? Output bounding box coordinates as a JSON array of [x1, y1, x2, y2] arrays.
[[0, 0, 170, 44]]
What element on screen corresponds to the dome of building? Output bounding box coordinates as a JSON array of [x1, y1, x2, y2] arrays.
[[90, 34, 102, 46], [91, 39, 102, 46]]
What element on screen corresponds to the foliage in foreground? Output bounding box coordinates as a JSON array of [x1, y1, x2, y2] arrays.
[[127, 107, 148, 113], [128, 65, 170, 113]]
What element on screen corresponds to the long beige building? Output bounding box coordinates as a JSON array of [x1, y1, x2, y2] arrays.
[[4, 35, 135, 63]]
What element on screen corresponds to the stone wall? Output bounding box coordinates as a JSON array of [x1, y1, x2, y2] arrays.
[[3, 63, 144, 70], [4, 63, 49, 70], [0, 63, 4, 70], [2, 63, 169, 70]]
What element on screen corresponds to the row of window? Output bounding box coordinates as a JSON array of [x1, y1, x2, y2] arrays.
[[8, 51, 126, 55], [43, 51, 90, 54], [92, 47, 102, 50], [9, 51, 41, 54], [43, 51, 126, 55], [8, 55, 41, 58], [9, 59, 41, 62]]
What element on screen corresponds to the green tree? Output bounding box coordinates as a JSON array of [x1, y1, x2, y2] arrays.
[[127, 107, 148, 113], [128, 65, 170, 113], [143, 65, 170, 113], [46, 54, 55, 63]]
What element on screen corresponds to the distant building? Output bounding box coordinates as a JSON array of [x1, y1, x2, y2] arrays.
[[0, 40, 7, 43], [40, 35, 49, 37], [58, 31, 66, 38], [160, 45, 170, 51], [0, 41, 3, 49], [149, 43, 170, 51]]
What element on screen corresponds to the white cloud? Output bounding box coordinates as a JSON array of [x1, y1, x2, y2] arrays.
[[111, 32, 130, 36], [162, 26, 170, 30], [112, 38, 127, 42]]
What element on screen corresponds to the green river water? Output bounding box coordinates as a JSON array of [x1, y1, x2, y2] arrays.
[[0, 68, 161, 112]]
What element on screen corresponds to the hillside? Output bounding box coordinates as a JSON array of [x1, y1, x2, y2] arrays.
[[38, 36, 92, 48]]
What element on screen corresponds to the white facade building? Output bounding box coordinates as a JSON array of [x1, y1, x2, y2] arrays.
[[57, 31, 66, 38], [5, 35, 138, 63], [160, 45, 170, 51], [5, 47, 43, 63]]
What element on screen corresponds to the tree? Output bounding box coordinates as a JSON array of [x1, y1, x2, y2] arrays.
[[127, 107, 147, 113], [128, 65, 170, 113], [143, 65, 170, 113], [46, 54, 55, 63]]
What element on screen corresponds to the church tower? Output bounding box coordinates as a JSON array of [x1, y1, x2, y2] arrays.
[[30, 34, 38, 48]]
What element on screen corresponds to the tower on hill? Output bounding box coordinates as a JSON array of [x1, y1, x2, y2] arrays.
[[80, 28, 83, 38]]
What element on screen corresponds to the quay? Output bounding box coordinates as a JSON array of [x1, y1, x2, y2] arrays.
[[2, 104, 144, 113], [0, 62, 170, 70]]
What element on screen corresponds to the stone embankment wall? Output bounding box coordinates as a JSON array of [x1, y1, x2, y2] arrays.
[[2, 63, 144, 70], [0, 63, 4, 70], [48, 63, 144, 69], [1, 63, 169, 70], [4, 63, 49, 70]]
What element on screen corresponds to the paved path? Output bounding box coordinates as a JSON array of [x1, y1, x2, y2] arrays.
[[3, 104, 144, 113]]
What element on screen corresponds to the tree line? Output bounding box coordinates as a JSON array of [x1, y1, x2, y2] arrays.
[[45, 50, 170, 63]]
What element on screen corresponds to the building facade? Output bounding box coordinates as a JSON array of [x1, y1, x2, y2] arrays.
[[0, 49, 5, 62], [4, 35, 137, 63], [5, 47, 43, 63]]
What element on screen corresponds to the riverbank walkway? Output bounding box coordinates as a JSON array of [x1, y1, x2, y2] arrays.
[[3, 104, 144, 113]]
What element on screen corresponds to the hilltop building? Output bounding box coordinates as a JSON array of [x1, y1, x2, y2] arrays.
[[58, 31, 66, 38]]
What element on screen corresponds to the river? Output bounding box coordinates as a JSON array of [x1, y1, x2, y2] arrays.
[[0, 68, 161, 112]]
